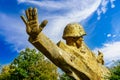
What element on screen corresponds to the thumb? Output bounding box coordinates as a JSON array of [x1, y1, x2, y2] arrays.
[[40, 20, 48, 29]]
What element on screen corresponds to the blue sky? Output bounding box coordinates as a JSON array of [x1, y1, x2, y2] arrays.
[[0, 0, 120, 67]]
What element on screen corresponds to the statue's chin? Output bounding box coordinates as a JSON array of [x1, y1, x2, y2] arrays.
[[76, 42, 82, 48]]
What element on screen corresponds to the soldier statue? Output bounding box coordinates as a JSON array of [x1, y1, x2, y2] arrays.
[[21, 7, 110, 80]]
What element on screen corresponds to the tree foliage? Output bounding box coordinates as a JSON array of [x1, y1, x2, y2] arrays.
[[0, 48, 58, 80], [109, 61, 120, 80]]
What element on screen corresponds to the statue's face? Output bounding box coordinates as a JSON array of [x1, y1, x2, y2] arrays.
[[65, 37, 83, 48], [76, 37, 83, 48]]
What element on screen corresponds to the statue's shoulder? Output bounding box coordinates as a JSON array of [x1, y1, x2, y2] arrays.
[[57, 40, 67, 48]]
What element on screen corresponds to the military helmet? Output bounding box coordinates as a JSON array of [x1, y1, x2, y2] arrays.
[[62, 23, 86, 39]]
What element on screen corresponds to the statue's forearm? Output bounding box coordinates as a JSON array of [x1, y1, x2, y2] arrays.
[[28, 32, 75, 71], [29, 32, 64, 65]]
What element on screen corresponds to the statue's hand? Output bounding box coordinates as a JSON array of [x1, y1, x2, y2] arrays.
[[21, 7, 48, 39]]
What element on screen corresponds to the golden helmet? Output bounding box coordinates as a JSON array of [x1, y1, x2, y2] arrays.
[[62, 23, 86, 39]]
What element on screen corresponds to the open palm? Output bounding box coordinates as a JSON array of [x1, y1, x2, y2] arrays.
[[21, 7, 48, 39]]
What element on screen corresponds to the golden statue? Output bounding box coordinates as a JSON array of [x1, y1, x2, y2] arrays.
[[21, 7, 110, 80]]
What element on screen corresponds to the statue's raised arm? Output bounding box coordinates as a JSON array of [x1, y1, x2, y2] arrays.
[[21, 7, 110, 80]]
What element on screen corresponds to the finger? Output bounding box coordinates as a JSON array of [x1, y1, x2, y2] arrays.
[[25, 9, 29, 21], [20, 15, 27, 25], [33, 8, 38, 20], [28, 7, 33, 20], [40, 20, 48, 28]]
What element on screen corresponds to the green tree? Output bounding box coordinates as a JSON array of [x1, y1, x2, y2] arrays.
[[109, 61, 120, 80], [0, 48, 58, 80], [0, 65, 12, 80]]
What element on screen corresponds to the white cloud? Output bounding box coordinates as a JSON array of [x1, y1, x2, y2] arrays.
[[93, 41, 120, 67], [18, 0, 101, 42], [17, 0, 26, 4], [97, 0, 116, 20], [101, 0, 109, 14], [112, 34, 116, 38], [18, 0, 100, 11], [0, 12, 33, 52], [110, 0, 116, 8], [107, 33, 112, 37], [106, 33, 117, 38], [108, 12, 120, 41], [97, 9, 102, 20], [19, 0, 66, 11]]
